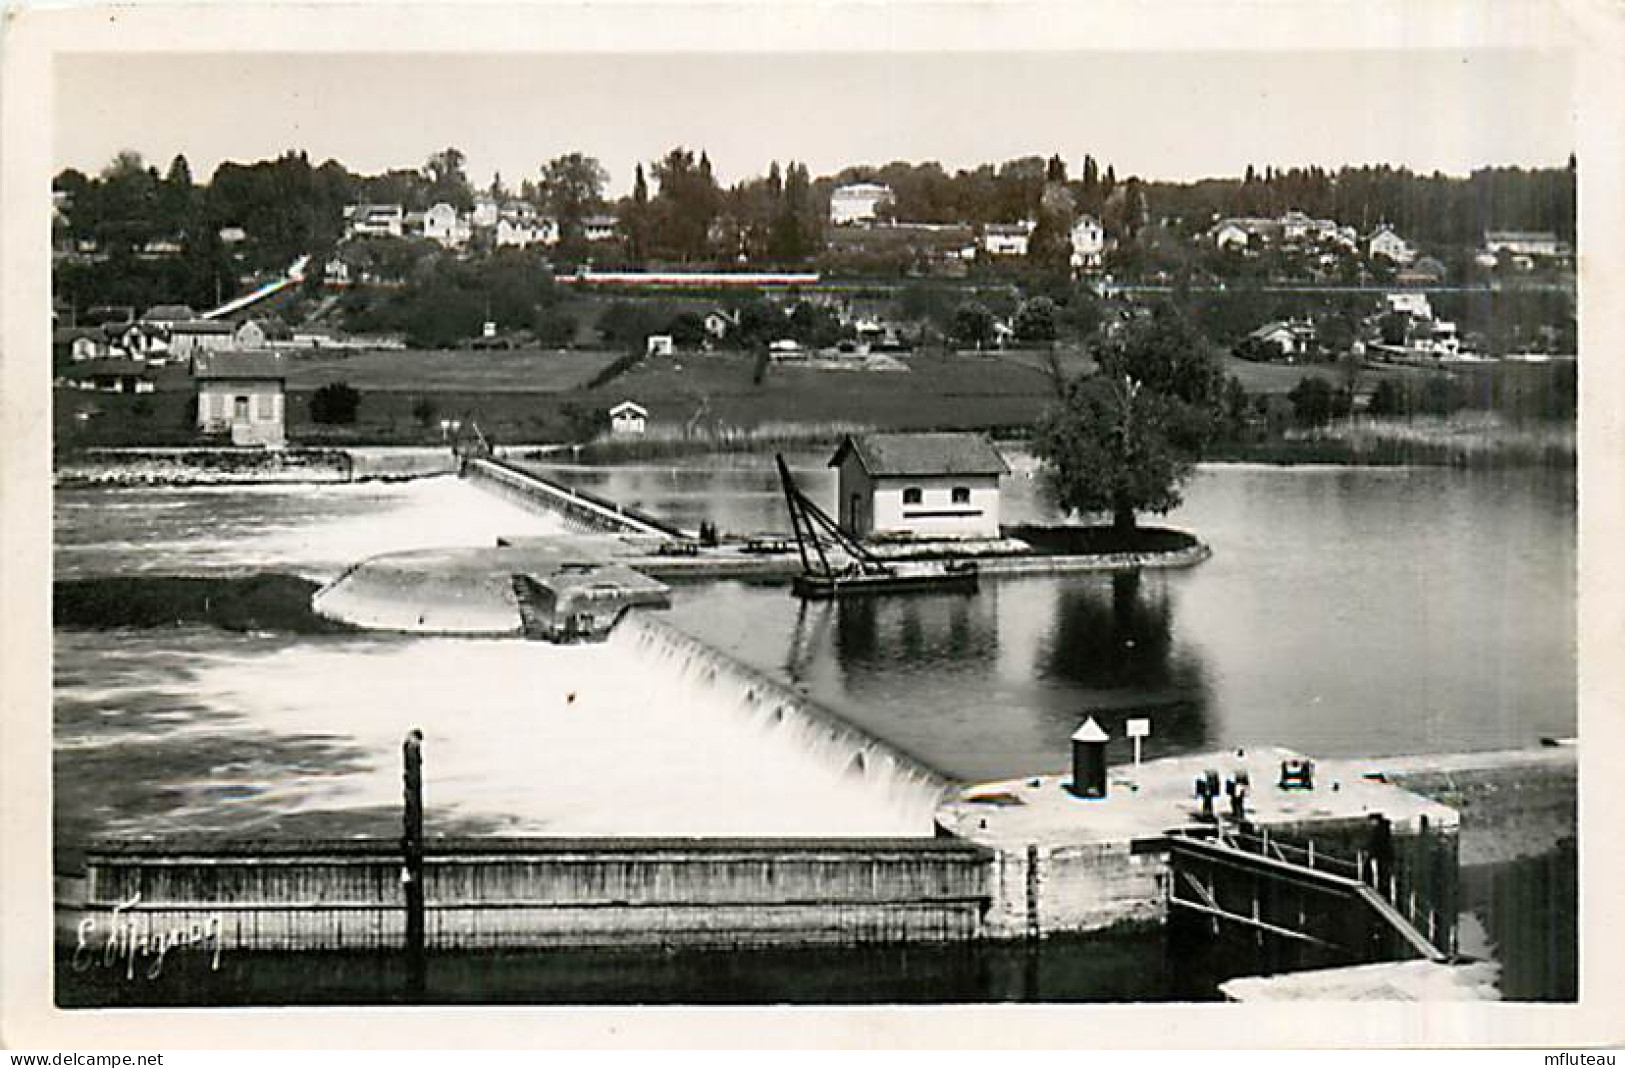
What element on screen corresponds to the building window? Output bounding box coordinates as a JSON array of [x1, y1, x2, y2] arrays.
[[952, 486, 971, 505], [902, 487, 922, 505], [233, 396, 249, 422], [256, 392, 275, 420]]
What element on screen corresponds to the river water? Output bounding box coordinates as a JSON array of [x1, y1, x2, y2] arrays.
[[52, 453, 1578, 1002], [518, 452, 1578, 781]]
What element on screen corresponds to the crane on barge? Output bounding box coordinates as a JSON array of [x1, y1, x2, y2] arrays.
[[774, 453, 978, 600]]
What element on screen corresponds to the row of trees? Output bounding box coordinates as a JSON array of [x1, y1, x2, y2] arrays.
[[1142, 160, 1577, 246], [57, 148, 1576, 281]]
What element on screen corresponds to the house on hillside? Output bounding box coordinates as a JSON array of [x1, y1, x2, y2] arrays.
[[140, 304, 198, 328], [768, 338, 807, 361], [1412, 319, 1460, 357], [982, 221, 1035, 257], [1484, 230, 1564, 258], [1211, 217, 1280, 249], [424, 202, 472, 248], [1070, 215, 1106, 269], [54, 327, 105, 362], [828, 183, 894, 227], [703, 309, 741, 342], [1368, 224, 1416, 265], [345, 203, 405, 240], [496, 215, 552, 248], [193, 351, 287, 448], [828, 432, 1009, 541], [234, 319, 269, 350], [1385, 292, 1433, 320], [105, 322, 162, 361], [609, 400, 647, 436], [1395, 256, 1447, 285], [1212, 220, 1253, 250], [65, 358, 155, 394], [168, 318, 238, 357], [1247, 319, 1315, 359], [583, 215, 619, 242]]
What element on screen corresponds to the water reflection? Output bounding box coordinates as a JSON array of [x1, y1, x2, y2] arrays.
[[832, 589, 996, 667], [1038, 570, 1213, 754], [671, 568, 1214, 783]]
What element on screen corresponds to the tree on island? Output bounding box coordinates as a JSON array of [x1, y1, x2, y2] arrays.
[[1032, 305, 1221, 533]]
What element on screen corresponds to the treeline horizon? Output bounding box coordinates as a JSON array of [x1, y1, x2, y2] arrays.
[[53, 145, 1575, 310]]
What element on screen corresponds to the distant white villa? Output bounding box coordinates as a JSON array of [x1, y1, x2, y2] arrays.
[[828, 183, 894, 227]]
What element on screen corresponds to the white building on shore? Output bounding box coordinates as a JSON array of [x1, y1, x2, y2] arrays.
[[829, 432, 1008, 540]]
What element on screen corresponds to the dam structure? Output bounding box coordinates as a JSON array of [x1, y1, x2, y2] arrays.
[[63, 458, 1496, 999]]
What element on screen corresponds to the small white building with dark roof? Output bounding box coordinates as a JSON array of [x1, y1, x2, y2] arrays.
[[828, 432, 1009, 540], [609, 400, 648, 436], [193, 351, 287, 448]]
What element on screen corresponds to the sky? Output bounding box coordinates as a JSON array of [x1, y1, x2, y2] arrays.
[[55, 50, 1575, 194]]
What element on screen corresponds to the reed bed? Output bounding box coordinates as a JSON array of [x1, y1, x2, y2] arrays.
[[1303, 413, 1576, 468], [545, 420, 875, 463]]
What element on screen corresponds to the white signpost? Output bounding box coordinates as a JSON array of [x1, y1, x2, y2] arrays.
[[1126, 717, 1151, 767]]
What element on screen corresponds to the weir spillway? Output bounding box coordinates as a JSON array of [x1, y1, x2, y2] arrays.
[[57, 461, 1490, 989]]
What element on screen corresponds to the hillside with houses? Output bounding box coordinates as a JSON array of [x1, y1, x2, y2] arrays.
[[51, 147, 1576, 457]]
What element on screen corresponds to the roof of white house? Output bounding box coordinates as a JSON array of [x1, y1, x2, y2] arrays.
[[168, 319, 236, 335], [65, 358, 153, 380], [832, 182, 893, 197], [192, 352, 287, 381], [1249, 321, 1298, 340], [141, 304, 197, 322], [1486, 230, 1560, 242], [609, 400, 647, 417], [829, 432, 1010, 478], [1071, 717, 1109, 743]]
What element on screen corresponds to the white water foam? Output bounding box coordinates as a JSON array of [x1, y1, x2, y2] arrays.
[[120, 635, 934, 838]]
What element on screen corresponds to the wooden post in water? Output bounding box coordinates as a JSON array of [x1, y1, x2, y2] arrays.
[[403, 729, 426, 996]]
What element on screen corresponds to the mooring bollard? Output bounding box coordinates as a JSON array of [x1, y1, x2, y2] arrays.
[[403, 728, 426, 996]]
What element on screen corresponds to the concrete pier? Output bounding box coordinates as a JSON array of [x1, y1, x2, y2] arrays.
[[935, 746, 1459, 941]]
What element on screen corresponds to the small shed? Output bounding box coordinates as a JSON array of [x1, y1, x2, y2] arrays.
[[646, 334, 675, 357], [609, 400, 648, 436], [828, 432, 1008, 540], [193, 351, 287, 448]]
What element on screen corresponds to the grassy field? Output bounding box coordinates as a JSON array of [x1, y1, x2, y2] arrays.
[[53, 341, 1573, 456], [284, 348, 621, 393], [998, 346, 1098, 384], [578, 351, 1060, 434]]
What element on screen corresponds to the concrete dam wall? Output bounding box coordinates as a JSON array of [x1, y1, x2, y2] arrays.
[[609, 612, 959, 833], [79, 837, 990, 952], [461, 458, 687, 539]]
